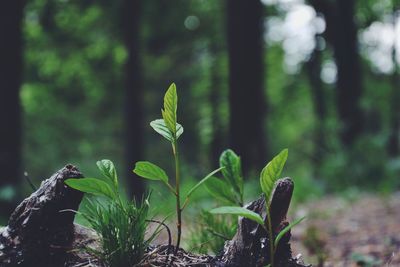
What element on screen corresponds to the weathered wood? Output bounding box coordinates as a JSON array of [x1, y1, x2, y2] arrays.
[[0, 165, 83, 267], [218, 178, 307, 267]]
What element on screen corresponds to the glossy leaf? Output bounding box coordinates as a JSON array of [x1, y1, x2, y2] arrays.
[[260, 149, 288, 203], [133, 161, 169, 183], [210, 206, 264, 225], [150, 119, 183, 143], [204, 177, 237, 205], [220, 149, 243, 198], [274, 216, 305, 247], [186, 167, 224, 199], [96, 159, 118, 188], [162, 83, 178, 136], [65, 178, 116, 199]]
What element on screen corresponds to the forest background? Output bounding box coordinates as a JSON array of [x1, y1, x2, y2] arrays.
[[1, 0, 400, 226]]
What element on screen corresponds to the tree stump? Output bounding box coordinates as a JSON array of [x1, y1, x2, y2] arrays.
[[0, 165, 309, 267], [0, 165, 84, 267], [216, 178, 306, 267]]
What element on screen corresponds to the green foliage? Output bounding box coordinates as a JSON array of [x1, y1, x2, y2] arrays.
[[134, 84, 223, 250], [194, 149, 245, 253], [65, 160, 155, 266], [20, 0, 400, 213], [150, 119, 184, 142], [210, 206, 264, 225], [96, 159, 118, 188], [65, 178, 116, 200], [210, 149, 304, 267], [219, 149, 244, 205], [260, 149, 288, 204], [83, 197, 153, 267], [274, 216, 305, 247], [205, 177, 237, 205], [162, 83, 178, 136], [133, 161, 169, 183]]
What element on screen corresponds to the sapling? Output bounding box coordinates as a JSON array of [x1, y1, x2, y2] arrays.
[[210, 149, 305, 267], [133, 83, 223, 252], [188, 149, 244, 253]]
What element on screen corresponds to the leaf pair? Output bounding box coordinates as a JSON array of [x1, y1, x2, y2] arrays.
[[150, 83, 183, 143], [65, 159, 119, 200], [210, 149, 288, 222]]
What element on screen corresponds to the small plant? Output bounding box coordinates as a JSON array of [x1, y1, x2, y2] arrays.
[[65, 160, 157, 267], [210, 149, 305, 267], [189, 149, 244, 253], [133, 83, 223, 252]]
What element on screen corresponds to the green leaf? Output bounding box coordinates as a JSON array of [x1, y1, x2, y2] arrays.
[[210, 206, 264, 225], [96, 159, 118, 188], [150, 119, 183, 143], [274, 216, 305, 247], [65, 178, 116, 199], [205, 177, 237, 205], [133, 161, 169, 183], [260, 148, 288, 203], [186, 167, 224, 199], [220, 149, 243, 200], [162, 83, 178, 136]]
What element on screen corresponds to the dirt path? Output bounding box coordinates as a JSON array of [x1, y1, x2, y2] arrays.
[[290, 192, 400, 267]]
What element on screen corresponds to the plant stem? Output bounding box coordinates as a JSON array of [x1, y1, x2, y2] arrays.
[[172, 141, 182, 253], [266, 207, 275, 267]]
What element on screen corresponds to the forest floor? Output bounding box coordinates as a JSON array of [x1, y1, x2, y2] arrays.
[[290, 192, 400, 267]]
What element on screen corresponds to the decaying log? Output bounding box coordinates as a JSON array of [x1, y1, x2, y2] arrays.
[[0, 165, 308, 267], [0, 165, 84, 267], [218, 178, 308, 267]]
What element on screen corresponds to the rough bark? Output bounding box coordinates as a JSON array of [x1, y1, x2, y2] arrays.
[[0, 165, 83, 267], [219, 178, 307, 267]]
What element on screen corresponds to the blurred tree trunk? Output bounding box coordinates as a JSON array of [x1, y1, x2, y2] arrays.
[[305, 33, 326, 176], [388, 4, 400, 156], [310, 0, 364, 147], [121, 0, 145, 198], [334, 0, 364, 146], [0, 0, 24, 215], [226, 0, 267, 171]]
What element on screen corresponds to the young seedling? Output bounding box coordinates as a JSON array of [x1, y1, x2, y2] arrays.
[[188, 150, 244, 253], [210, 149, 305, 267], [64, 160, 157, 266], [133, 83, 223, 252]]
